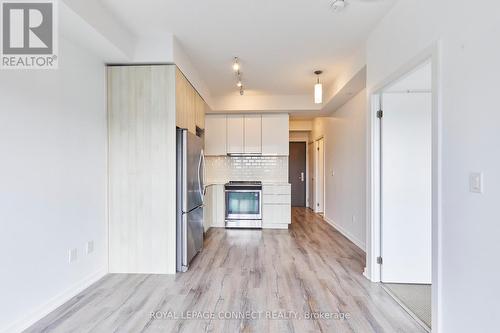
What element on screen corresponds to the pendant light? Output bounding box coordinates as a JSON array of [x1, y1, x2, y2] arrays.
[[233, 56, 244, 95], [232, 57, 240, 72], [314, 70, 323, 104]]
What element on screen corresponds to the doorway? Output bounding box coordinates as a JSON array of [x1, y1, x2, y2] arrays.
[[289, 142, 306, 207], [376, 61, 434, 331]]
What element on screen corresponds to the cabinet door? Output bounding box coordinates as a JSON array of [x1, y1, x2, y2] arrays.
[[187, 83, 196, 133], [244, 115, 262, 154], [205, 115, 227, 156], [108, 65, 177, 273], [175, 69, 187, 129], [214, 185, 226, 227], [195, 92, 205, 130], [226, 115, 244, 154], [263, 204, 291, 224], [175, 68, 196, 133], [204, 186, 213, 231], [262, 113, 289, 155]]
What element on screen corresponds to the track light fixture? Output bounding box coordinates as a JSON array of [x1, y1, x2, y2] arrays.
[[330, 0, 346, 12]]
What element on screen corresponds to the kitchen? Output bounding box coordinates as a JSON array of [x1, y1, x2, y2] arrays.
[[204, 113, 291, 231], [107, 65, 291, 274]]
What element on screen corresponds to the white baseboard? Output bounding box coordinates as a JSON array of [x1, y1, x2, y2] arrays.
[[262, 223, 289, 230], [323, 216, 366, 252], [1, 268, 107, 333]]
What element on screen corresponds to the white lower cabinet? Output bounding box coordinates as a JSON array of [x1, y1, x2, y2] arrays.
[[262, 184, 291, 229], [205, 184, 225, 229], [206, 184, 290, 230]]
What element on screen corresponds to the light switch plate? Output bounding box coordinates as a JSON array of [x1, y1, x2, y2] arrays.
[[86, 241, 94, 255], [469, 172, 483, 194]]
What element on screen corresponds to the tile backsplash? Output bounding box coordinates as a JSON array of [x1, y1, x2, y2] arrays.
[[205, 156, 288, 183]]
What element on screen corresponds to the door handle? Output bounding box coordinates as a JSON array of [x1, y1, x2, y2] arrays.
[[300, 172, 305, 182], [197, 151, 204, 203]]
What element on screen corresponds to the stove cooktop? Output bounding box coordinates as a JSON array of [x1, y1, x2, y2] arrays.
[[227, 180, 262, 185]]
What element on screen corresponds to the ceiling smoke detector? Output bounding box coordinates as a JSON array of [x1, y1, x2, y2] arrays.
[[330, 0, 346, 11]]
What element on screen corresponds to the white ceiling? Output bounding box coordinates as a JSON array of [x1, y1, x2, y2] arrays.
[[101, 0, 397, 98]]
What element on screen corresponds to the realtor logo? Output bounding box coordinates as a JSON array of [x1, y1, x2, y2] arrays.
[[1, 0, 58, 69]]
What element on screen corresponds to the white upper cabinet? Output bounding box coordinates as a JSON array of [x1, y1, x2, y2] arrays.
[[244, 114, 262, 154], [262, 114, 289, 155], [205, 113, 288, 156], [226, 115, 245, 154], [205, 114, 227, 156]]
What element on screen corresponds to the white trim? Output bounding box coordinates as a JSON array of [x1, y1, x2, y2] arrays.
[[366, 41, 442, 332], [1, 268, 107, 333], [324, 215, 366, 252], [313, 138, 325, 214]]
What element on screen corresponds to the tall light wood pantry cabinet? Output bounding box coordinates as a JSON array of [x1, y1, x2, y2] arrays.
[[107, 65, 207, 274]]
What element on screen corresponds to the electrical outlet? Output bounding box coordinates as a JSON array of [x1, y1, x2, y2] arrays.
[[69, 248, 77, 263], [469, 172, 483, 194], [86, 241, 94, 255], [352, 215, 356, 224]]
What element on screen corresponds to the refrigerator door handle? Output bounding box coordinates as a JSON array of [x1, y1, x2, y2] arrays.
[[201, 150, 206, 194], [197, 150, 204, 203]]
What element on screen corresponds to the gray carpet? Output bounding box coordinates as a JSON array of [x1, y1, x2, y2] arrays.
[[383, 283, 431, 329]]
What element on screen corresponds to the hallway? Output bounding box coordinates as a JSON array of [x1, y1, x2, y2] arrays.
[[27, 208, 425, 333]]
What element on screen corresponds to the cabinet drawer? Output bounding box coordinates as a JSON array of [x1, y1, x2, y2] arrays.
[[263, 194, 291, 205], [263, 185, 291, 195], [263, 204, 291, 224]]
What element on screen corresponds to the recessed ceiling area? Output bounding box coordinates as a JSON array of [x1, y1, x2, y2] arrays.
[[101, 0, 397, 102]]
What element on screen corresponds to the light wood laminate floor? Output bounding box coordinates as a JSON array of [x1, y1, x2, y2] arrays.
[[26, 208, 425, 333]]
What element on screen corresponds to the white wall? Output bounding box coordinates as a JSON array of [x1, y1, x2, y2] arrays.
[[311, 90, 367, 250], [0, 38, 107, 332], [289, 120, 313, 131], [60, 0, 134, 61], [366, 1, 500, 331]]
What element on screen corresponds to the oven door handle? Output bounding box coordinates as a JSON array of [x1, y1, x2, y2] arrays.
[[224, 189, 262, 193]]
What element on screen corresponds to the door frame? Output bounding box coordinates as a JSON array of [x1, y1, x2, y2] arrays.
[[307, 141, 315, 209], [315, 138, 325, 214], [289, 139, 309, 207], [310, 136, 325, 214], [366, 42, 441, 331]]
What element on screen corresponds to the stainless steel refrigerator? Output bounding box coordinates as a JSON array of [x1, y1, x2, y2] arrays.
[[176, 128, 205, 272]]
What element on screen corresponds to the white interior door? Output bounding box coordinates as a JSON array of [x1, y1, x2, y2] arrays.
[[381, 92, 432, 283], [315, 139, 324, 213]]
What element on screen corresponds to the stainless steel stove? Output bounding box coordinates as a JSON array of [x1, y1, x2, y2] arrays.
[[224, 181, 262, 228]]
